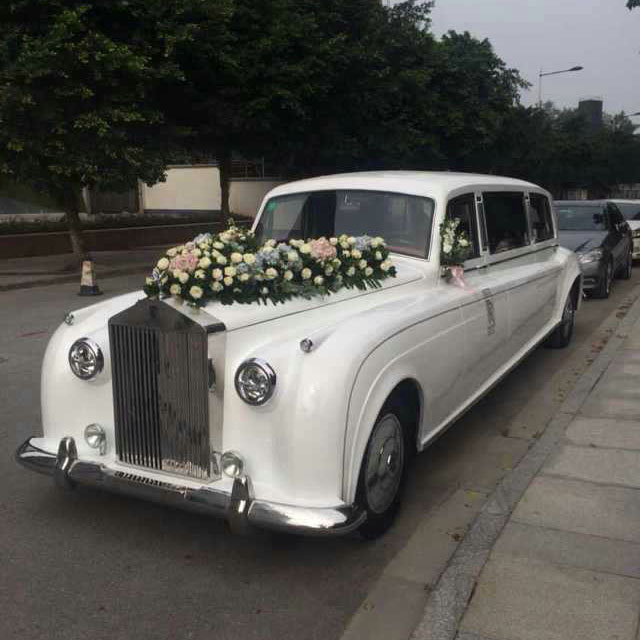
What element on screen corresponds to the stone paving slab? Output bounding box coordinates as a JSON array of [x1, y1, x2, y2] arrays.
[[565, 416, 640, 450], [494, 520, 640, 579], [544, 444, 640, 488], [580, 394, 640, 419], [460, 555, 640, 640], [513, 475, 640, 544]]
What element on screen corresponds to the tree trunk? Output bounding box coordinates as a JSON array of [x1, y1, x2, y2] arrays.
[[218, 148, 232, 228], [62, 188, 87, 262]]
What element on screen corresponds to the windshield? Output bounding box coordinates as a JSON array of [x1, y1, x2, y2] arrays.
[[615, 202, 640, 221], [556, 205, 607, 231], [255, 190, 435, 258]]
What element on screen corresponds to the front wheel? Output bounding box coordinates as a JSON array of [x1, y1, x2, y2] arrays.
[[356, 402, 409, 539], [620, 250, 633, 280], [592, 259, 613, 299], [547, 292, 575, 349]]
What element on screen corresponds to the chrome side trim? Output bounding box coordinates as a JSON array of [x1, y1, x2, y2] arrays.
[[16, 437, 366, 537]]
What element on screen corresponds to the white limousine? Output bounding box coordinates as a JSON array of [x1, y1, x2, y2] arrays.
[[17, 172, 581, 538]]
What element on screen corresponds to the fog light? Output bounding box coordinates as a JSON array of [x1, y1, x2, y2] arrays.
[[84, 424, 106, 455], [221, 451, 244, 478]]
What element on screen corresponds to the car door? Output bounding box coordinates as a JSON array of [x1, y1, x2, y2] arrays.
[[607, 203, 630, 271], [446, 192, 509, 402]]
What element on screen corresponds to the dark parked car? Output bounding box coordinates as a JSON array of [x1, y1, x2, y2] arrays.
[[555, 200, 633, 298]]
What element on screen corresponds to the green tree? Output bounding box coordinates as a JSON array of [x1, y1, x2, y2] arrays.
[[0, 0, 228, 258]]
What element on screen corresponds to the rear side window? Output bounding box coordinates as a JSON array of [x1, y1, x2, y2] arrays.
[[446, 193, 480, 260], [529, 193, 555, 242], [483, 192, 529, 254]]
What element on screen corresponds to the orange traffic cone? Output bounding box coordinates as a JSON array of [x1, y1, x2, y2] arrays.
[[79, 259, 102, 296]]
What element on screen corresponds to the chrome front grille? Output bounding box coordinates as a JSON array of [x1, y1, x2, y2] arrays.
[[109, 299, 211, 480]]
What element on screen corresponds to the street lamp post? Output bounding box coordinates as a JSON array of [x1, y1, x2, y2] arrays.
[[538, 66, 584, 107]]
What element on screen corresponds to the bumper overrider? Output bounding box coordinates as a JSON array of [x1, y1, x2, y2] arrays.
[[16, 437, 366, 537]]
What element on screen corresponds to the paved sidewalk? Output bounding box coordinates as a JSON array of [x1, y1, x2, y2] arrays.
[[0, 247, 167, 291], [413, 295, 640, 640]]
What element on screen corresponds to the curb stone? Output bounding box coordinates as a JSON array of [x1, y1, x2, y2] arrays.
[[411, 288, 640, 640]]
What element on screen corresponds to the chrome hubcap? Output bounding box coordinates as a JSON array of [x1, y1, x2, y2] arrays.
[[364, 413, 404, 514]]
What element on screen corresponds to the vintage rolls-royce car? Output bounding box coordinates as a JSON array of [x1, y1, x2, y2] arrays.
[[17, 172, 582, 538]]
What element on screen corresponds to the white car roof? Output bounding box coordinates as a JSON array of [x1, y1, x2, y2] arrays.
[[267, 171, 543, 201]]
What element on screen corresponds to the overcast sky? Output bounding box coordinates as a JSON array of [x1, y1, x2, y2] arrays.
[[428, 0, 640, 115]]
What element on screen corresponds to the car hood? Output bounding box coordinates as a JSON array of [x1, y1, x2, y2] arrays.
[[70, 256, 427, 334], [557, 230, 607, 253]]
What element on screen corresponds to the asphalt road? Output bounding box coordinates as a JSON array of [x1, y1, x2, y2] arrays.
[[2, 270, 639, 640]]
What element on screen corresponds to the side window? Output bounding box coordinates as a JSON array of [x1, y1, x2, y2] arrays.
[[483, 191, 529, 254], [608, 204, 624, 228], [446, 193, 480, 260], [529, 193, 555, 242]]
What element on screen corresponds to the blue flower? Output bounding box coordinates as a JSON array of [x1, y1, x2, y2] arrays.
[[353, 236, 372, 251]]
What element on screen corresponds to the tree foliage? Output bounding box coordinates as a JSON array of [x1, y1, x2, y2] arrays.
[[0, 0, 229, 255]]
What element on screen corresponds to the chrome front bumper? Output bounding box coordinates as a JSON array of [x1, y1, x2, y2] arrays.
[[16, 437, 366, 537]]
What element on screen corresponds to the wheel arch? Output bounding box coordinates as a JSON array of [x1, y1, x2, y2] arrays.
[[343, 372, 424, 505]]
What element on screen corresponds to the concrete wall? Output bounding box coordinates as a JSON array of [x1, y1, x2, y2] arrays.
[[142, 166, 221, 212], [142, 166, 284, 218], [230, 178, 284, 218]]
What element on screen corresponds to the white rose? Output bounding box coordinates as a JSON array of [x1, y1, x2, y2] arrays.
[[340, 241, 349, 249], [347, 267, 356, 276], [243, 253, 256, 264], [189, 285, 203, 299], [199, 257, 211, 269], [358, 259, 367, 270], [343, 250, 351, 258], [223, 276, 233, 286], [239, 273, 250, 282], [216, 255, 228, 265], [211, 282, 223, 292], [351, 249, 362, 259], [261, 287, 269, 295], [300, 243, 311, 254], [329, 237, 338, 246], [193, 248, 202, 257], [224, 266, 237, 277], [195, 269, 206, 279], [287, 251, 299, 262], [348, 236, 355, 245], [266, 239, 277, 248], [212, 268, 223, 280], [459, 238, 469, 247], [166, 248, 178, 257], [365, 267, 373, 276], [157, 257, 170, 270], [284, 270, 293, 281], [231, 252, 243, 264], [170, 284, 181, 296], [375, 251, 382, 260], [443, 241, 453, 254], [301, 268, 312, 279], [313, 276, 324, 285], [325, 266, 333, 275], [145, 277, 154, 286], [213, 241, 224, 250], [380, 261, 391, 272], [265, 267, 278, 279], [333, 258, 341, 268], [178, 271, 190, 284]]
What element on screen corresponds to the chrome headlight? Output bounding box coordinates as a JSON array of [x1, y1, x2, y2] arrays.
[[234, 358, 276, 405], [69, 338, 104, 380], [578, 248, 604, 264]]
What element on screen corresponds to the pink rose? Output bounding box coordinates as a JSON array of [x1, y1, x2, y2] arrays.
[[170, 252, 199, 273], [310, 237, 337, 261]]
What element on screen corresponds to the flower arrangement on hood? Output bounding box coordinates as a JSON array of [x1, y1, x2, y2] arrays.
[[144, 224, 396, 307]]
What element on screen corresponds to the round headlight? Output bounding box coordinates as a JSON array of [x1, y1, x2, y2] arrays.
[[84, 423, 106, 454], [234, 358, 276, 405], [221, 450, 245, 478], [69, 338, 104, 380]]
